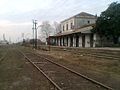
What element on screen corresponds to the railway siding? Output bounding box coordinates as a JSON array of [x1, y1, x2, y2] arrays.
[[22, 51, 113, 90], [34, 46, 120, 90], [0, 47, 59, 90]]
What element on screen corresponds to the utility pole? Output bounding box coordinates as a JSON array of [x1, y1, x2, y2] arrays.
[[32, 20, 35, 48], [22, 33, 25, 45], [3, 34, 6, 41], [34, 20, 37, 49]]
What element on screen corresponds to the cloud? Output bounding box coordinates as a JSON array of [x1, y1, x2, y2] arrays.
[[0, 0, 117, 42], [0, 0, 116, 23], [0, 0, 54, 14]]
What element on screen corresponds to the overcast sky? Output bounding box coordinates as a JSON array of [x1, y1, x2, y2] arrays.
[[0, 0, 118, 42]]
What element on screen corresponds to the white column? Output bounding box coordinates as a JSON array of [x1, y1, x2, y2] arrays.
[[85, 34, 90, 47], [73, 36, 76, 47], [93, 34, 97, 47], [61, 37, 63, 46], [58, 38, 60, 46], [64, 37, 67, 46], [79, 36, 82, 47], [68, 37, 70, 47]]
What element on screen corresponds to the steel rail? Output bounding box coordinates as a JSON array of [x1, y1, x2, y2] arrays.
[[41, 47, 120, 60], [72, 51, 120, 60], [61, 49, 120, 60], [19, 50, 62, 90], [76, 51, 120, 59], [84, 53, 120, 60], [35, 53, 114, 90], [38, 46, 120, 60]]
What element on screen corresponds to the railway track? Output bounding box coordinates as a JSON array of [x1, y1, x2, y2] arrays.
[[43, 46, 120, 60], [70, 50, 120, 60], [19, 50, 114, 90]]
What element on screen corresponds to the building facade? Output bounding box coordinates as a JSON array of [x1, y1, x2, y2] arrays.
[[49, 12, 99, 47]]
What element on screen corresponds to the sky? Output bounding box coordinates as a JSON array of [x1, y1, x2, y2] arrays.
[[0, 0, 118, 42]]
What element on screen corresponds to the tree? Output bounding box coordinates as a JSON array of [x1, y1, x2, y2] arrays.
[[40, 21, 54, 42], [53, 21, 61, 34], [94, 2, 120, 44], [40, 21, 55, 51]]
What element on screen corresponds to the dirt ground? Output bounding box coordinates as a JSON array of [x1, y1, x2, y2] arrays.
[[0, 46, 120, 90], [35, 47, 120, 90], [0, 47, 54, 90]]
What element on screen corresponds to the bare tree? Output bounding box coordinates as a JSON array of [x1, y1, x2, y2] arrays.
[[40, 21, 54, 42], [53, 21, 61, 34]]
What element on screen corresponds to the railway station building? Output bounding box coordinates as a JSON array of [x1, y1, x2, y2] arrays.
[[48, 12, 100, 47]]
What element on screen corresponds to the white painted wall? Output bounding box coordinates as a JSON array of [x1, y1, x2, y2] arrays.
[[85, 34, 90, 47], [75, 18, 96, 29], [61, 18, 75, 33], [73, 36, 76, 47], [79, 36, 82, 47], [93, 33, 100, 47]]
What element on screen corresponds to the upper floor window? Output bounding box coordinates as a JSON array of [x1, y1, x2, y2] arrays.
[[71, 23, 73, 29], [88, 20, 90, 24], [66, 24, 68, 30]]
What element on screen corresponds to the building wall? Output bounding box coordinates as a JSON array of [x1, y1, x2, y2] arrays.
[[93, 33, 100, 47], [61, 18, 75, 33], [85, 34, 91, 47], [50, 12, 98, 48], [75, 18, 96, 29], [61, 17, 96, 33]]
